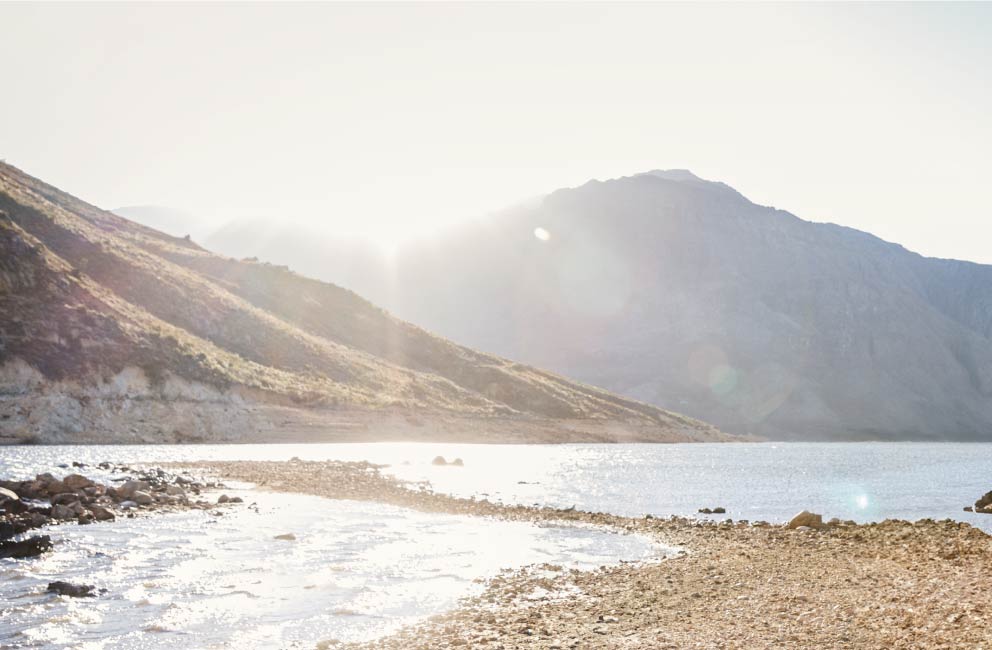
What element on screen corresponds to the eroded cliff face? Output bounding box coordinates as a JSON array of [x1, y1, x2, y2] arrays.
[[0, 361, 262, 443]]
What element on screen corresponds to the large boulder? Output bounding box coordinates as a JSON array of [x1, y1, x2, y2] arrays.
[[974, 491, 992, 512], [787, 510, 824, 529]]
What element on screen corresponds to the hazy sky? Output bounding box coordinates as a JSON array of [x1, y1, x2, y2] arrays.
[[2, 2, 991, 261]]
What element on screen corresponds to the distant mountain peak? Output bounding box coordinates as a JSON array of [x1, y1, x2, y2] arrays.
[[636, 169, 705, 183], [631, 168, 746, 202]]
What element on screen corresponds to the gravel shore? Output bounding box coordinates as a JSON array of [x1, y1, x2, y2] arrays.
[[183, 460, 992, 649]]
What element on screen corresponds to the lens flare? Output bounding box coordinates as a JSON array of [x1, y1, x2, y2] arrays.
[[533, 227, 551, 241]]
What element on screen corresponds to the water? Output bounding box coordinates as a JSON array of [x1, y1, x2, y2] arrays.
[[3, 442, 991, 648], [0, 450, 663, 649], [3, 442, 988, 529]]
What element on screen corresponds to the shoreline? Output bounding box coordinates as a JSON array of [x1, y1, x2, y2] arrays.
[[179, 459, 992, 649]]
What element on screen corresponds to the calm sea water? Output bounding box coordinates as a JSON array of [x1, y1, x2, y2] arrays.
[[3, 442, 987, 529]]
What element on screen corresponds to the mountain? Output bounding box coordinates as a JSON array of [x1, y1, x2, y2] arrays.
[[0, 162, 728, 444], [202, 170, 992, 440]]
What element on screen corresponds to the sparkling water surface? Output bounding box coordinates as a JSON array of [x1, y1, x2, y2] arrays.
[[0, 445, 662, 650], [3, 442, 986, 528]]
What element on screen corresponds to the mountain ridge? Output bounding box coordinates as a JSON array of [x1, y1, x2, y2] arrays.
[[0, 162, 730, 444], [172, 168, 992, 440]]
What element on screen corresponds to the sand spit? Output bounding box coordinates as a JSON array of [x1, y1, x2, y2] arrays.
[[182, 460, 992, 649]]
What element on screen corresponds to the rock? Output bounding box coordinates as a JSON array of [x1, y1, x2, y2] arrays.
[[51, 493, 82, 506], [0, 486, 19, 502], [451, 458, 464, 467], [274, 533, 296, 541], [964, 506, 974, 512], [712, 507, 726, 514], [90, 505, 116, 521], [164, 485, 186, 497], [63, 474, 93, 490], [698, 508, 712, 514], [3, 499, 28, 515], [974, 491, 992, 511], [51, 503, 75, 520], [431, 456, 448, 466], [217, 494, 230, 504], [44, 480, 65, 496], [131, 491, 154, 506], [787, 510, 824, 529], [0, 535, 53, 559], [229, 496, 243, 503], [119, 500, 137, 510], [118, 480, 150, 499], [47, 581, 95, 597]]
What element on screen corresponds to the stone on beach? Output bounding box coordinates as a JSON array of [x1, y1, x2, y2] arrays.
[[90, 505, 116, 521], [117, 480, 150, 499], [787, 510, 824, 529], [63, 474, 94, 491]]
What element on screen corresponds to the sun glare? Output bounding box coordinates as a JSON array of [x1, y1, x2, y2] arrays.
[[534, 227, 551, 242]]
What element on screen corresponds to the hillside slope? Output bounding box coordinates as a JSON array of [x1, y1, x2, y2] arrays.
[[197, 170, 992, 440], [0, 163, 727, 443]]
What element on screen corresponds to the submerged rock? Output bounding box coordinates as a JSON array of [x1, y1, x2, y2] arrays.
[[0, 535, 52, 559], [47, 581, 96, 598], [431, 456, 448, 466], [274, 533, 297, 541]]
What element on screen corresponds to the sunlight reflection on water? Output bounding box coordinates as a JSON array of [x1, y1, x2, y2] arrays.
[[0, 451, 664, 649]]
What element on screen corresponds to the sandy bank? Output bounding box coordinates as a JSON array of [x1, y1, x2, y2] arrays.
[[181, 460, 992, 649]]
